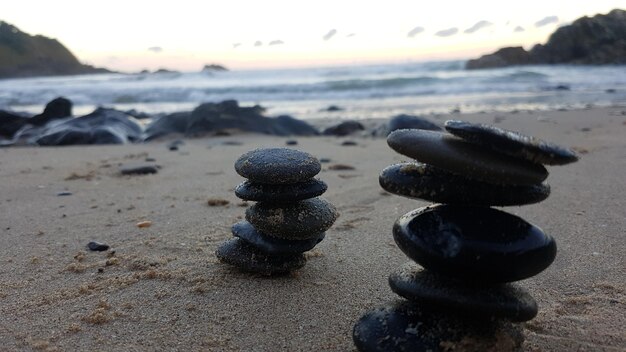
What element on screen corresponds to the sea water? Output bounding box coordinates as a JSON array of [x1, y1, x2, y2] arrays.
[[0, 60, 624, 120]]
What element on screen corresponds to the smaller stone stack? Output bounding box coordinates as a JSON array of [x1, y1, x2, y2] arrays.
[[216, 148, 339, 275], [353, 121, 579, 351]]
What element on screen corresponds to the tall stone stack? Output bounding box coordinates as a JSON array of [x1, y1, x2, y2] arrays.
[[216, 148, 339, 275], [353, 121, 579, 351]]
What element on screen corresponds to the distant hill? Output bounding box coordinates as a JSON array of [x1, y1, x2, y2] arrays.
[[466, 9, 626, 69], [0, 21, 112, 79]]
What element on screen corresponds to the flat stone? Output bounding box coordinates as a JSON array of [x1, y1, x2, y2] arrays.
[[379, 163, 550, 206], [232, 221, 325, 255], [119, 163, 159, 175], [87, 241, 110, 252], [215, 238, 306, 275], [445, 120, 579, 165], [235, 179, 327, 202], [234, 148, 321, 184], [389, 262, 538, 322], [353, 300, 524, 352], [393, 205, 557, 283], [246, 198, 338, 240], [387, 129, 548, 185]]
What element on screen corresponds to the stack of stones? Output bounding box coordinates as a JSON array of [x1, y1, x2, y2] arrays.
[[216, 148, 339, 275], [353, 120, 579, 351]]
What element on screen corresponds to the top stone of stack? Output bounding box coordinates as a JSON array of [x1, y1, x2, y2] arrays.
[[235, 148, 321, 184]]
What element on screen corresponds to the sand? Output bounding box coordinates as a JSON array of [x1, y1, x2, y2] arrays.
[[0, 106, 625, 351]]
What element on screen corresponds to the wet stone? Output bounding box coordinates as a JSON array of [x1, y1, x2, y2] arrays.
[[235, 179, 327, 202], [389, 262, 538, 322], [393, 204, 557, 283], [246, 198, 338, 240], [215, 238, 306, 275], [119, 163, 159, 175], [387, 129, 548, 185], [353, 300, 524, 352], [232, 221, 325, 255], [87, 241, 110, 252], [234, 148, 321, 184], [379, 162, 550, 206], [445, 120, 579, 165]]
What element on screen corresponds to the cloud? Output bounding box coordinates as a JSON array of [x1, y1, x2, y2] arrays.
[[254, 41, 263, 47], [346, 33, 356, 38], [514, 26, 525, 32], [464, 20, 492, 34], [323, 29, 337, 41], [147, 46, 163, 53], [535, 16, 558, 27], [407, 26, 424, 38], [233, 43, 241, 48], [269, 40, 284, 46], [435, 27, 458, 37]]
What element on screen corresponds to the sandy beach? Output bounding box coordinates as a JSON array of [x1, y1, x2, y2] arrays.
[[0, 106, 625, 351]]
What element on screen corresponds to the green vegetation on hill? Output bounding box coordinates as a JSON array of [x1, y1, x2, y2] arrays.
[[0, 21, 111, 79]]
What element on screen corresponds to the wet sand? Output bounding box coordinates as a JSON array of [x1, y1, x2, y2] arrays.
[[0, 106, 625, 351]]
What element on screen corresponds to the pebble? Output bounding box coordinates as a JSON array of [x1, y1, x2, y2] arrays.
[[232, 221, 325, 255], [246, 198, 338, 240], [87, 241, 110, 252], [393, 205, 557, 283], [285, 139, 298, 146], [119, 163, 159, 175], [136, 221, 152, 228], [353, 300, 523, 352], [379, 163, 550, 206], [235, 148, 321, 184], [389, 262, 538, 322], [387, 129, 548, 185], [341, 140, 358, 146], [215, 238, 306, 275], [235, 179, 327, 202], [57, 191, 73, 196], [444, 120, 579, 165]]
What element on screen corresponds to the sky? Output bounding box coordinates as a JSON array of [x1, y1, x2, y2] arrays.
[[2, 1, 623, 71]]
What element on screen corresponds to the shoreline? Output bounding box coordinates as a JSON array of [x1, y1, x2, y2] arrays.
[[0, 106, 625, 351]]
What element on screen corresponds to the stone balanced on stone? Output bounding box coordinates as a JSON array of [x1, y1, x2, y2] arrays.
[[216, 147, 339, 275], [353, 121, 579, 351]]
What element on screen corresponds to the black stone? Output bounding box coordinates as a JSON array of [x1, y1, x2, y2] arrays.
[[393, 205, 557, 283], [389, 262, 538, 322], [246, 198, 338, 240], [353, 300, 523, 352], [379, 163, 550, 206], [235, 148, 321, 184], [119, 163, 159, 175], [387, 129, 548, 185], [341, 140, 358, 146], [322, 120, 364, 136], [285, 139, 298, 146], [235, 179, 327, 202], [444, 120, 579, 165], [232, 221, 325, 255], [87, 241, 110, 252], [215, 238, 306, 275], [56, 191, 73, 196]]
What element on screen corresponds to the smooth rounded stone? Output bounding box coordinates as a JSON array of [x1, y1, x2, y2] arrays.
[[119, 163, 159, 175], [389, 262, 538, 322], [387, 129, 548, 185], [234, 179, 327, 202], [246, 198, 338, 240], [215, 238, 306, 275], [87, 241, 110, 252], [393, 205, 557, 283], [234, 148, 321, 184], [445, 120, 579, 165], [379, 163, 550, 206], [353, 300, 524, 352], [232, 221, 325, 255]]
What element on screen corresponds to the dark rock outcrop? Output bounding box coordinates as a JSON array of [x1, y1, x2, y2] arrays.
[[322, 120, 364, 136], [145, 100, 318, 140], [35, 108, 143, 145], [0, 97, 71, 139], [0, 110, 30, 138], [201, 64, 228, 72], [466, 9, 626, 69], [0, 21, 111, 78]]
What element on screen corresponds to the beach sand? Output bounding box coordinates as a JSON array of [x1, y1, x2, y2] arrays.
[[0, 106, 625, 351]]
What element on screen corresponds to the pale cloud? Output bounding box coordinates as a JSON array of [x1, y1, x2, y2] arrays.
[[435, 27, 458, 37], [233, 43, 241, 48], [514, 26, 525, 32], [407, 26, 424, 38], [269, 40, 284, 46], [147, 46, 163, 53], [323, 29, 337, 41], [535, 16, 558, 27], [346, 33, 355, 37], [254, 41, 263, 47], [464, 20, 492, 34]]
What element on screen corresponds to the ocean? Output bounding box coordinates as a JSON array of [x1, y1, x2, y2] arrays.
[[0, 60, 625, 120]]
